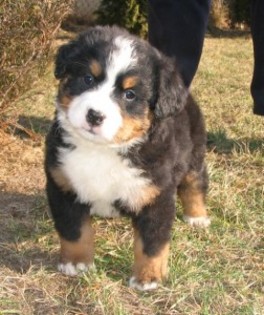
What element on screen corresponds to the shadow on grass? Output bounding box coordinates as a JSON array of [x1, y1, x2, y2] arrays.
[[0, 190, 131, 279], [3, 115, 52, 141], [207, 129, 263, 154], [16, 115, 52, 138], [0, 191, 57, 274], [208, 28, 251, 39]]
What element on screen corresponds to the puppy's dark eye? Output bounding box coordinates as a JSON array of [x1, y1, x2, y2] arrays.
[[124, 89, 136, 101], [83, 74, 94, 86]]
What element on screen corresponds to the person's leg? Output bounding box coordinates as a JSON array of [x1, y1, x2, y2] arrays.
[[251, 0, 264, 116], [148, 0, 211, 87]]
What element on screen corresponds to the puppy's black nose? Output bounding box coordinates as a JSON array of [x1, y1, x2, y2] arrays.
[[86, 109, 105, 126]]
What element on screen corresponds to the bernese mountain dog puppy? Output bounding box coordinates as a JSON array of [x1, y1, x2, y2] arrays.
[[45, 26, 210, 291]]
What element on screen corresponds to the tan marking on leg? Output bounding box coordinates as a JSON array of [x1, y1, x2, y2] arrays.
[[131, 185, 160, 213], [90, 59, 102, 77], [114, 112, 151, 143], [50, 167, 72, 192], [132, 229, 169, 284], [122, 76, 139, 90], [179, 191, 207, 217], [178, 171, 207, 217], [59, 218, 94, 265]]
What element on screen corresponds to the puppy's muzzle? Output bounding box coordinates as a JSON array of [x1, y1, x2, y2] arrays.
[[86, 109, 105, 127]]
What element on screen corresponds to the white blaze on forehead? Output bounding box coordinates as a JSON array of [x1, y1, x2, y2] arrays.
[[107, 36, 137, 83]]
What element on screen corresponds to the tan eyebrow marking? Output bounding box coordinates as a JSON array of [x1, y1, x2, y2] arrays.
[[122, 76, 139, 90], [89, 60, 102, 77]]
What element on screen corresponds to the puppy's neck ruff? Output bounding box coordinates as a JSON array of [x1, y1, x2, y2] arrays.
[[56, 123, 153, 217]]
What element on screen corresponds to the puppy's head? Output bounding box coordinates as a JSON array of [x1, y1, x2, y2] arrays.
[[55, 26, 188, 146]]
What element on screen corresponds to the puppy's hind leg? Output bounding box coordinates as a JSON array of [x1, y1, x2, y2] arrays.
[[178, 167, 210, 228]]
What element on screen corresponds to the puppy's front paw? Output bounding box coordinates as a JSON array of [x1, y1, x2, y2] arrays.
[[129, 276, 158, 291], [183, 215, 211, 228], [58, 262, 95, 276]]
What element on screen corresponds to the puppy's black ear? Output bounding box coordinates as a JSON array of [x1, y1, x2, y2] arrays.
[[154, 58, 188, 118], [54, 40, 79, 79]]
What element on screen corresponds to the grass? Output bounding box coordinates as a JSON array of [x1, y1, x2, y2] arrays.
[[0, 32, 263, 314]]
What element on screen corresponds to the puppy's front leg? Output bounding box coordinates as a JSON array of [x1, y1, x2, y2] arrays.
[[46, 175, 94, 275], [58, 217, 95, 276], [129, 229, 170, 291], [130, 193, 175, 290]]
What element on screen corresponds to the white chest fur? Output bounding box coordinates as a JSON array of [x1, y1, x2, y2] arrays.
[[58, 141, 151, 217]]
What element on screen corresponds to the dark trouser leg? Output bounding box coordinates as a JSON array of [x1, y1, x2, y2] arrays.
[[148, 0, 211, 87], [251, 0, 264, 116]]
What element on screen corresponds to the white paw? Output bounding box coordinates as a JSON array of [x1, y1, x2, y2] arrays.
[[129, 276, 158, 291], [183, 215, 211, 228], [58, 262, 94, 276]]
